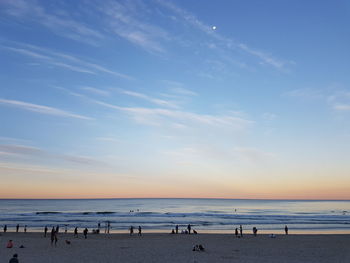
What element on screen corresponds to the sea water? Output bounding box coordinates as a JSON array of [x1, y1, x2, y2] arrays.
[[0, 199, 349, 234]]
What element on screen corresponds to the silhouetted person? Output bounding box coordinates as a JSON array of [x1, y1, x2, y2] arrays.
[[64, 225, 67, 234], [83, 228, 88, 239], [175, 225, 178, 234], [235, 228, 238, 237], [24, 225, 27, 233], [239, 225, 243, 237], [56, 225, 59, 233], [107, 221, 110, 234], [138, 226, 142, 236], [50, 227, 56, 246], [187, 224, 191, 234], [253, 227, 257, 236], [171, 229, 175, 234], [129, 226, 134, 236], [4, 225, 7, 233], [9, 254, 19, 263], [16, 224, 19, 233], [285, 225, 288, 235], [98, 222, 101, 232], [74, 227, 78, 238], [44, 226, 48, 237]]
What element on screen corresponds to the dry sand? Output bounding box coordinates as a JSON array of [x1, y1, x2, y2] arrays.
[[1, 232, 349, 263]]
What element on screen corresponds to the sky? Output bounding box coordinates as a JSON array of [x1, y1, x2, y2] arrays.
[[0, 0, 349, 199]]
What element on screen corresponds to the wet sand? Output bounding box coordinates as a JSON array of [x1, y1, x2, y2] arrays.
[[0, 232, 349, 263]]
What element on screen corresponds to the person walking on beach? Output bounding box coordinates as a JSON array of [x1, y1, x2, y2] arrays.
[[16, 224, 19, 233], [175, 225, 178, 234], [239, 225, 243, 237], [138, 226, 142, 236], [9, 254, 19, 263], [44, 226, 48, 237], [4, 224, 7, 233], [129, 226, 134, 236], [83, 228, 88, 239], [187, 224, 191, 234], [235, 228, 238, 237], [285, 225, 288, 235], [74, 227, 78, 238]]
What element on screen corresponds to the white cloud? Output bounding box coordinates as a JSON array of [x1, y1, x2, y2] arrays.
[[2, 43, 132, 79], [156, 0, 292, 70], [0, 98, 92, 120], [120, 89, 179, 108], [81, 86, 110, 96], [1, 0, 103, 45]]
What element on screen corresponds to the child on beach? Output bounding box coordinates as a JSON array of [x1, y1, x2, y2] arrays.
[[6, 240, 13, 248]]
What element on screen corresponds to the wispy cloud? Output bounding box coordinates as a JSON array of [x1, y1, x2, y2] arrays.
[[0, 144, 103, 166], [160, 80, 198, 96], [0, 98, 92, 120], [1, 0, 104, 45], [1, 43, 132, 79], [97, 1, 169, 53], [81, 86, 110, 96], [119, 89, 179, 108], [89, 98, 252, 130], [156, 0, 292, 70]]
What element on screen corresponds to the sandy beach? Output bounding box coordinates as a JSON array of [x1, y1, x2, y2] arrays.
[[1, 232, 349, 263]]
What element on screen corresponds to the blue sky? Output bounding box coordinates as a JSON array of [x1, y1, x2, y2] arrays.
[[0, 0, 349, 199]]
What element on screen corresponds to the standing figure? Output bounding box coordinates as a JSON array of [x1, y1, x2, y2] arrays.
[[129, 226, 134, 236], [44, 226, 48, 237], [56, 225, 59, 233], [235, 228, 238, 237], [175, 225, 178, 234], [239, 225, 243, 237], [107, 221, 110, 234], [24, 225, 27, 233], [187, 224, 191, 234], [138, 226, 142, 236], [50, 227, 56, 246], [16, 224, 19, 233], [4, 225, 7, 233], [74, 227, 78, 238], [253, 227, 258, 236], [83, 228, 88, 239], [285, 225, 288, 235]]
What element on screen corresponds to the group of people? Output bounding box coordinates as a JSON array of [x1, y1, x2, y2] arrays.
[[129, 225, 142, 236], [170, 224, 197, 234]]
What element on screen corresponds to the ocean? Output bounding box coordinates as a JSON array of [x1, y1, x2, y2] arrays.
[[0, 199, 349, 234]]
